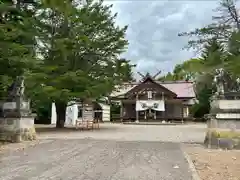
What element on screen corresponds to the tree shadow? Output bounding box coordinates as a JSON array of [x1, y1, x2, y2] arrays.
[[35, 124, 120, 134], [35, 125, 78, 133]]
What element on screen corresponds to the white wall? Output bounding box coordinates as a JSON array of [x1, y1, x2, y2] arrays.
[[51, 102, 111, 125], [65, 103, 78, 126], [51, 103, 57, 124], [51, 102, 78, 126], [99, 103, 110, 122]]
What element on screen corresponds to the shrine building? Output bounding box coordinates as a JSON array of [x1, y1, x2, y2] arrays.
[[110, 74, 196, 122]]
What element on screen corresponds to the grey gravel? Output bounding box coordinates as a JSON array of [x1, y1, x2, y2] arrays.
[[0, 124, 206, 180], [38, 123, 206, 143], [0, 139, 193, 180]]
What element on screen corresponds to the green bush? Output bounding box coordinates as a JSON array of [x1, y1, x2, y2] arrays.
[[32, 99, 51, 124], [191, 86, 212, 119]]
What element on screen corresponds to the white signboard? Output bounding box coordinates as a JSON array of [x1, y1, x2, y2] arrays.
[[136, 100, 165, 111], [83, 107, 94, 121]]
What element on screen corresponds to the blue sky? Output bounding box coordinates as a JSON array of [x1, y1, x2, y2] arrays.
[[104, 0, 219, 78]]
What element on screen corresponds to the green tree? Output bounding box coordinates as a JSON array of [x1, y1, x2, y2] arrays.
[[0, 0, 37, 98], [173, 58, 204, 81], [176, 0, 240, 118], [201, 38, 225, 67], [27, 0, 130, 128], [190, 86, 213, 118], [116, 58, 136, 82], [192, 39, 225, 117], [225, 31, 240, 76], [158, 72, 175, 81], [158, 39, 225, 118], [158, 58, 204, 81]]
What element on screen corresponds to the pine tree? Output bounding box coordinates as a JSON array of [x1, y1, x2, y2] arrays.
[[201, 38, 225, 68]]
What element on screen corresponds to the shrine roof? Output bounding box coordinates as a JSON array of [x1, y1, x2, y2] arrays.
[[110, 80, 195, 99], [159, 81, 195, 98]]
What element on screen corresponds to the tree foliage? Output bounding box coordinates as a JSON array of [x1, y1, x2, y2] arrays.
[[174, 0, 240, 118], [159, 34, 230, 118], [158, 58, 204, 81], [0, 0, 133, 127], [0, 0, 37, 98]]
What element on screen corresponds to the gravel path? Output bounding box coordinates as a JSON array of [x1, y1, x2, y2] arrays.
[[0, 124, 206, 180], [37, 123, 206, 143], [0, 139, 192, 180]]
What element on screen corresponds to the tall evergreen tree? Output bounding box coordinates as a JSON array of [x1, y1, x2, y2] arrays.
[[27, 0, 130, 127], [200, 38, 225, 68], [0, 0, 37, 98]]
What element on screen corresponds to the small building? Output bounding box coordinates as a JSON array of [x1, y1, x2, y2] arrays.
[[51, 100, 111, 125], [110, 74, 196, 122]]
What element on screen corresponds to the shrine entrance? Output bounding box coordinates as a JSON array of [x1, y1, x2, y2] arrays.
[[136, 100, 165, 121], [139, 109, 156, 121], [146, 109, 155, 120]]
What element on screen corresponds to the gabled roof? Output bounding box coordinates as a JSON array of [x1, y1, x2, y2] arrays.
[[125, 76, 177, 97], [110, 79, 196, 99], [159, 81, 195, 98]]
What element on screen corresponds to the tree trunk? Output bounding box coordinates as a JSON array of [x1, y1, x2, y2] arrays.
[[55, 101, 67, 128]]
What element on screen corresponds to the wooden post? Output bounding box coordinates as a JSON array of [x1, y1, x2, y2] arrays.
[[154, 91, 156, 120], [181, 103, 184, 124], [162, 92, 165, 121], [136, 93, 139, 122], [120, 101, 123, 123]]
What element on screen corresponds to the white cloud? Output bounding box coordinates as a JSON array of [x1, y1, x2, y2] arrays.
[[106, 0, 219, 77]]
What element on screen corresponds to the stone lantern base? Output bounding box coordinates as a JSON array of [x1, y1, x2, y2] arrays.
[[0, 116, 36, 143], [205, 93, 240, 149], [0, 101, 36, 143]]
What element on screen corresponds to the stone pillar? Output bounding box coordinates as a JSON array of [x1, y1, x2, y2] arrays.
[[0, 100, 36, 142], [205, 94, 240, 149], [0, 76, 36, 142]]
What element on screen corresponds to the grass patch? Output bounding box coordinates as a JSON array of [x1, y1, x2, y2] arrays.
[[207, 130, 240, 139]]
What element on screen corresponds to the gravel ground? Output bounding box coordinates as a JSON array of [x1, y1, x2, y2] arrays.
[[0, 123, 207, 180], [0, 139, 193, 180], [36, 123, 206, 143], [185, 144, 240, 180]]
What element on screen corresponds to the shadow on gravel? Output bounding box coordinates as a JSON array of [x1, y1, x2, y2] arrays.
[[182, 142, 205, 147], [35, 124, 120, 134]]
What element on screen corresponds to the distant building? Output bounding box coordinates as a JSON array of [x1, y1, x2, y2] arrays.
[[110, 74, 196, 122]]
